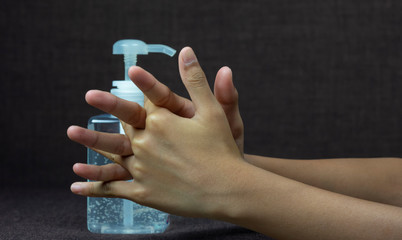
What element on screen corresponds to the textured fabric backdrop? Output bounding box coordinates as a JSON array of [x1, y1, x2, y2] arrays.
[[1, 0, 401, 239]]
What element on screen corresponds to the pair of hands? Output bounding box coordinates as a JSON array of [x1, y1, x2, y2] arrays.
[[67, 47, 246, 218]]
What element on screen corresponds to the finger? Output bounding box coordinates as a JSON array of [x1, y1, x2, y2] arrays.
[[73, 163, 132, 181], [71, 180, 141, 200], [213, 67, 244, 141], [90, 147, 127, 168], [214, 67, 238, 109], [129, 66, 195, 118], [120, 121, 135, 140], [178, 47, 218, 114], [85, 90, 147, 128], [143, 95, 163, 116], [67, 125, 133, 156]]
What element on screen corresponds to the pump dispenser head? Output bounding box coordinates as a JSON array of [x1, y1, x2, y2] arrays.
[[111, 39, 176, 105]]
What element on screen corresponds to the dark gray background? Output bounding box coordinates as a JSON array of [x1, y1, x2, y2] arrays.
[[0, 1, 401, 238], [3, 0, 401, 189]]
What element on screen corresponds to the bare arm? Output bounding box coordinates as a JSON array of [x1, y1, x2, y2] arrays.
[[220, 163, 402, 240], [68, 47, 402, 239], [245, 154, 402, 207]]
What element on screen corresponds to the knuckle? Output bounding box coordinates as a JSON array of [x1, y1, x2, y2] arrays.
[[146, 111, 166, 131], [105, 163, 119, 180], [87, 183, 96, 196], [131, 187, 151, 204], [87, 131, 100, 148], [97, 165, 107, 180], [112, 164, 127, 180], [132, 161, 145, 173], [100, 181, 114, 196], [205, 106, 225, 120], [131, 135, 152, 156], [187, 71, 206, 88], [213, 106, 226, 116], [131, 137, 145, 155], [154, 87, 172, 106], [129, 162, 146, 180]]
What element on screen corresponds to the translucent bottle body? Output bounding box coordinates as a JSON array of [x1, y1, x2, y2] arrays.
[[87, 114, 169, 234]]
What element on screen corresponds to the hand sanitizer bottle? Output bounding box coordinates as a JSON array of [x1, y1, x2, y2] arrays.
[[87, 39, 176, 234]]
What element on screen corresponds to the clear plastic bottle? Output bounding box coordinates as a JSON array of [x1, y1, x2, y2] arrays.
[[86, 40, 176, 234], [87, 114, 169, 233]]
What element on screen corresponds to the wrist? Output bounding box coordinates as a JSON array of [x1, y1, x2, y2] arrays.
[[206, 160, 260, 222]]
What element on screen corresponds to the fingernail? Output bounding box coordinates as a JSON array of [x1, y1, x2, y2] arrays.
[[71, 182, 84, 194], [182, 47, 198, 66]]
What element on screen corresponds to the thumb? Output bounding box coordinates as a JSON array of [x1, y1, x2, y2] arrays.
[[178, 47, 218, 114]]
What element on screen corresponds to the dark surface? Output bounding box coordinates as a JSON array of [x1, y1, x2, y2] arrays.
[[0, 188, 271, 240], [1, 0, 402, 239]]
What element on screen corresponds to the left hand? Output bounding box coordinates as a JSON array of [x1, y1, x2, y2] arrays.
[[70, 47, 246, 218], [68, 58, 244, 183]]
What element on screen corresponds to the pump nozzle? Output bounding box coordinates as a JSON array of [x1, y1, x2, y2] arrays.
[[113, 39, 176, 81], [111, 39, 176, 105], [147, 44, 176, 57]]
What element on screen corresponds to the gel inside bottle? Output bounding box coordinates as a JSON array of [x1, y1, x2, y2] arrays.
[[87, 39, 176, 234]]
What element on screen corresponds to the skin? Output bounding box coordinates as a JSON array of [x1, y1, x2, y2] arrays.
[[67, 47, 402, 239]]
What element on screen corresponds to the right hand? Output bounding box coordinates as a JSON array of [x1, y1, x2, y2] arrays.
[[67, 65, 244, 182]]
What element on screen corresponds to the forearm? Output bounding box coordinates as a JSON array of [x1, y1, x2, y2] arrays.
[[245, 154, 402, 206], [219, 163, 402, 240]]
